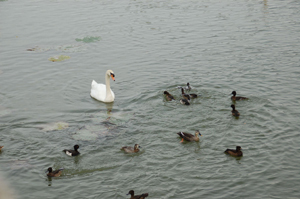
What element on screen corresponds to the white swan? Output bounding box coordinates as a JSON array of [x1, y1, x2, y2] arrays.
[[90, 70, 115, 103]]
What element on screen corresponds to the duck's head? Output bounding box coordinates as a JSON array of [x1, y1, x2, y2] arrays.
[[195, 130, 202, 137], [46, 167, 53, 173], [231, 91, 236, 96], [236, 146, 242, 151], [74, 145, 80, 150], [164, 91, 170, 95], [127, 190, 134, 196], [181, 87, 185, 94], [231, 104, 236, 109], [106, 70, 115, 81], [134, 144, 141, 150]]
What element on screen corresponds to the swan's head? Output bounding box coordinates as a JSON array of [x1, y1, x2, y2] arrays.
[[106, 70, 115, 81]]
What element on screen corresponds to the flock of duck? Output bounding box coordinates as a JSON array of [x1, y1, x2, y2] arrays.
[[0, 70, 249, 199], [163, 83, 248, 158]]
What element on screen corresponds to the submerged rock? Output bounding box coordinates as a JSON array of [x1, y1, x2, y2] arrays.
[[75, 36, 101, 43], [38, 122, 69, 131], [48, 55, 70, 62]]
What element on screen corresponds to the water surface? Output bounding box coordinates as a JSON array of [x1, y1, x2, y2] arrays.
[[1, 0, 300, 198]]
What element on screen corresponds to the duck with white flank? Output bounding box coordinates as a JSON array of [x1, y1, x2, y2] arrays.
[[63, 145, 80, 156]]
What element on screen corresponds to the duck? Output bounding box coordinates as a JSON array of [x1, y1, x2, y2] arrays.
[[181, 88, 191, 100], [231, 104, 240, 117], [181, 87, 198, 99], [63, 145, 80, 156], [121, 144, 141, 153], [231, 91, 248, 101], [177, 130, 202, 142], [46, 167, 64, 177], [90, 70, 115, 103], [224, 146, 243, 157], [127, 190, 148, 199], [0, 146, 3, 151], [163, 91, 175, 101], [180, 98, 190, 105], [185, 83, 191, 91]]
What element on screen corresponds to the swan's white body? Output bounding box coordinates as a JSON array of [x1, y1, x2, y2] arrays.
[[90, 70, 115, 103]]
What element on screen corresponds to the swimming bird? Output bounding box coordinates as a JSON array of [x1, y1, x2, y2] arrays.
[[121, 144, 141, 153], [231, 104, 240, 117], [180, 98, 190, 105], [164, 91, 175, 101], [224, 146, 243, 157], [186, 83, 191, 91], [181, 88, 190, 100], [63, 145, 80, 156], [181, 87, 198, 99], [46, 167, 64, 177], [91, 70, 115, 103], [127, 190, 148, 199], [0, 146, 3, 151], [177, 130, 202, 142], [231, 91, 248, 101]]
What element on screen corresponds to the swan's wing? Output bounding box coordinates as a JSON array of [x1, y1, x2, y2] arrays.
[[90, 80, 106, 102], [111, 89, 115, 99]]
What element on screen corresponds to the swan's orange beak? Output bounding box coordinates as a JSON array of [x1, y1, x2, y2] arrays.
[[111, 74, 115, 81]]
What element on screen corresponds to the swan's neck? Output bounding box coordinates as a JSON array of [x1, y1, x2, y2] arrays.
[[105, 74, 113, 101]]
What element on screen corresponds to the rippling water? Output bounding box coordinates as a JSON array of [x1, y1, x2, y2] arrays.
[[1, 0, 300, 198]]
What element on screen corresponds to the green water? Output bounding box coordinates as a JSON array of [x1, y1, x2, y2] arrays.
[[0, 0, 300, 198]]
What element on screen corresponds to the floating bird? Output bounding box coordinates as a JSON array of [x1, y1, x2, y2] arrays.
[[185, 82, 191, 91], [181, 88, 190, 100], [121, 144, 141, 153], [63, 145, 80, 156], [91, 70, 115, 103], [46, 167, 64, 177], [127, 190, 148, 199], [163, 91, 175, 101], [177, 130, 202, 142], [231, 91, 248, 101], [0, 146, 3, 151], [180, 99, 190, 105], [177, 83, 191, 91], [224, 146, 243, 157], [231, 104, 240, 117], [181, 87, 198, 99]]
